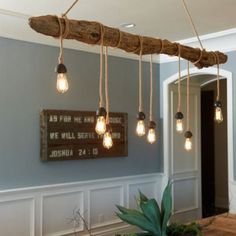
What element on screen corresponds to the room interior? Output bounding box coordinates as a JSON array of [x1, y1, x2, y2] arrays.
[[0, 0, 236, 236]]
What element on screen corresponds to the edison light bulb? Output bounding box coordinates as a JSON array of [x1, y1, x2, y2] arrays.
[[214, 101, 223, 124], [215, 107, 223, 123], [136, 112, 146, 137], [147, 128, 156, 144], [95, 116, 106, 135], [57, 73, 69, 93], [103, 125, 113, 149], [185, 138, 192, 151], [176, 120, 184, 133], [95, 107, 107, 135], [136, 120, 146, 136], [184, 131, 193, 152], [55, 63, 69, 93], [147, 121, 157, 144], [175, 112, 184, 133]]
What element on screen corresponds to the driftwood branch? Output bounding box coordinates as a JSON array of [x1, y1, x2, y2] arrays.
[[29, 15, 227, 69]]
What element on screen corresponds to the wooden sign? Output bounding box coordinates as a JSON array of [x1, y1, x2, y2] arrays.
[[40, 109, 128, 161]]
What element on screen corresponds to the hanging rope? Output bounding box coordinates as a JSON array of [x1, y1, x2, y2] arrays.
[[99, 24, 105, 108], [216, 57, 220, 101], [139, 36, 143, 112], [105, 46, 110, 124], [181, 0, 204, 50], [187, 60, 190, 130], [62, 0, 79, 17], [177, 44, 182, 112], [149, 54, 153, 121], [193, 48, 204, 65], [56, 16, 70, 64], [55, 0, 79, 63], [212, 52, 220, 101], [115, 29, 123, 48]]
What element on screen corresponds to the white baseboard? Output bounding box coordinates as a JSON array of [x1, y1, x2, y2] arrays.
[[0, 173, 164, 236]]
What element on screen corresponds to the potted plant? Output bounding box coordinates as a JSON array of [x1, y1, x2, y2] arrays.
[[116, 182, 202, 236]]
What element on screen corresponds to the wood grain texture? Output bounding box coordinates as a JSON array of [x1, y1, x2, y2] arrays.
[[28, 15, 228, 69]]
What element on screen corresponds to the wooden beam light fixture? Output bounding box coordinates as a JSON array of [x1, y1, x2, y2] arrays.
[[28, 0, 229, 152], [29, 16, 227, 69]]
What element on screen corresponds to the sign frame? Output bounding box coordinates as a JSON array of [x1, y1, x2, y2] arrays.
[[40, 109, 128, 161]]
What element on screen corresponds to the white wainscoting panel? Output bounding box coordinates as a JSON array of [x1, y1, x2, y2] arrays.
[[42, 191, 84, 236], [0, 197, 35, 236], [89, 185, 123, 229], [0, 173, 163, 236], [173, 177, 198, 214]]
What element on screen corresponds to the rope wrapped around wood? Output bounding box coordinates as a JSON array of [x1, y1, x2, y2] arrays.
[[28, 15, 228, 69]]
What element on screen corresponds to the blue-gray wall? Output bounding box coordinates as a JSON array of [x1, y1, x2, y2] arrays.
[[159, 52, 236, 179], [0, 37, 161, 189]]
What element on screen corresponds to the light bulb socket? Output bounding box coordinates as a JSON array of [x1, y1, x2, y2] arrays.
[[214, 100, 222, 108], [175, 112, 184, 120], [137, 111, 146, 120], [184, 130, 193, 138], [56, 63, 67, 74], [148, 121, 156, 129], [96, 107, 107, 117]]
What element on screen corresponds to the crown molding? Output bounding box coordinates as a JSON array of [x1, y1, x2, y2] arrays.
[[159, 28, 236, 64]]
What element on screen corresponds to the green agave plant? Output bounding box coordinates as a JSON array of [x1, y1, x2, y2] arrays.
[[116, 181, 172, 236]]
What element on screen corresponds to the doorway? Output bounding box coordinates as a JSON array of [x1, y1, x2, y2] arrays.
[[201, 79, 229, 218], [163, 67, 234, 222]]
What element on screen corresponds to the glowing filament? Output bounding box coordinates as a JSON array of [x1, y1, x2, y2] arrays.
[[136, 120, 145, 137], [185, 138, 192, 151], [95, 116, 106, 135], [103, 131, 113, 149], [147, 128, 156, 144], [176, 119, 184, 133], [215, 107, 223, 123], [57, 73, 69, 93]]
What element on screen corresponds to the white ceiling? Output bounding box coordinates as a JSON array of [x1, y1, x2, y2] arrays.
[[0, 0, 236, 59]]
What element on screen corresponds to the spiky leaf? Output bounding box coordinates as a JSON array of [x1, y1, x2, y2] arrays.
[[139, 190, 149, 203], [161, 182, 172, 236], [116, 212, 159, 235], [116, 205, 143, 217], [140, 199, 161, 235]]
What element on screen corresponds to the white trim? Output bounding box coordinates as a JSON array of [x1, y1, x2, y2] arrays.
[[177, 28, 236, 45], [0, 8, 30, 19], [0, 173, 162, 194], [163, 67, 234, 212]]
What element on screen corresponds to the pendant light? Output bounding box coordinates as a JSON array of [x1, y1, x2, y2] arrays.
[[184, 61, 193, 151], [95, 25, 107, 135], [103, 47, 113, 149], [55, 16, 70, 94], [136, 37, 146, 137], [214, 54, 223, 124], [175, 45, 184, 133], [147, 55, 157, 144]]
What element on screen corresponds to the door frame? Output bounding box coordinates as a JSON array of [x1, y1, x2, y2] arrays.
[[163, 67, 233, 211]]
